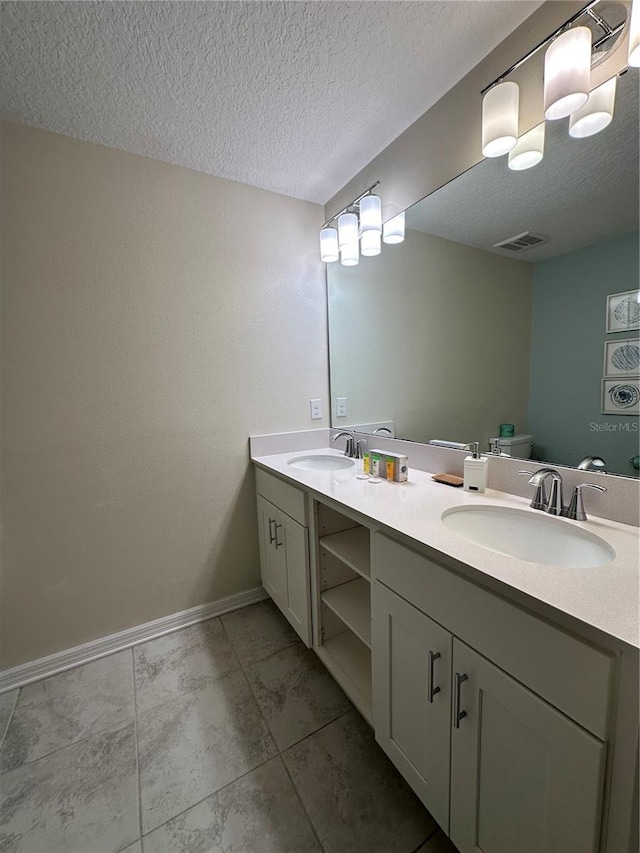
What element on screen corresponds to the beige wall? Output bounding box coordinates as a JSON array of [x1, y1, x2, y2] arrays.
[[328, 229, 533, 447], [0, 121, 328, 668]]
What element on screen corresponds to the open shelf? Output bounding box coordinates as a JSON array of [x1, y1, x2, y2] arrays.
[[319, 527, 370, 580], [320, 631, 372, 722], [322, 578, 371, 648]]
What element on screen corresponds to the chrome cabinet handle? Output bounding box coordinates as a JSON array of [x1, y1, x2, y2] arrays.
[[427, 651, 441, 703], [454, 672, 468, 728], [274, 523, 283, 549], [268, 519, 276, 544]]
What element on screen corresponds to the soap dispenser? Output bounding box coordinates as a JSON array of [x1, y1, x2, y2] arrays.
[[463, 442, 488, 493]]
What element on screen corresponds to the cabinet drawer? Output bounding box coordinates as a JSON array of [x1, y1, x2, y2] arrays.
[[255, 468, 306, 526], [373, 532, 614, 740]]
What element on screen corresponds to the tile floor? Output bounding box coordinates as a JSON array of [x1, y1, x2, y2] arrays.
[[0, 599, 459, 853]]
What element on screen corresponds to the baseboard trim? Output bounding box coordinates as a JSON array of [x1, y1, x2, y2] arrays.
[[0, 586, 269, 694]]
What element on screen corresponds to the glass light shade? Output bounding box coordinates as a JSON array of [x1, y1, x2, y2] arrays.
[[482, 81, 519, 157], [382, 212, 405, 244], [340, 240, 359, 266], [508, 123, 545, 171], [361, 229, 381, 257], [629, 0, 640, 66], [544, 27, 591, 120], [337, 212, 358, 248], [359, 194, 382, 234], [569, 77, 616, 138], [319, 227, 339, 262]]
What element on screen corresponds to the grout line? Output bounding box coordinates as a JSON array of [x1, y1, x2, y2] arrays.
[[0, 688, 20, 754], [279, 753, 326, 853], [410, 825, 442, 853], [131, 647, 144, 847], [140, 755, 276, 841], [277, 706, 354, 755], [242, 638, 302, 668]]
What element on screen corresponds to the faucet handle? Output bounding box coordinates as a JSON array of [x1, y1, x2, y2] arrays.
[[566, 483, 607, 521], [518, 470, 548, 511], [355, 438, 367, 459]]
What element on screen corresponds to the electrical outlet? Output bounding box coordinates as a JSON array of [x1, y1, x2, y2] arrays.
[[310, 398, 322, 420], [336, 397, 347, 418]]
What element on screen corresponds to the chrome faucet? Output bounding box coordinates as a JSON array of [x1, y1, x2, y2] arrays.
[[355, 438, 367, 459], [577, 455, 606, 472], [519, 468, 564, 515], [520, 468, 607, 520], [332, 431, 355, 457]]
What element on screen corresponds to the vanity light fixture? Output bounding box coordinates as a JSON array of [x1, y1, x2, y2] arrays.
[[629, 0, 640, 66], [481, 81, 519, 157], [319, 181, 401, 263], [508, 122, 545, 170], [382, 212, 405, 244], [569, 75, 617, 137], [544, 27, 591, 120]]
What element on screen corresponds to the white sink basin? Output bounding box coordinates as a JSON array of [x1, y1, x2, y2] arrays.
[[287, 454, 355, 471], [441, 505, 615, 568]]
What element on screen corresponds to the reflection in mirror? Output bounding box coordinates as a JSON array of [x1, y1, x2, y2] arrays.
[[327, 71, 639, 477]]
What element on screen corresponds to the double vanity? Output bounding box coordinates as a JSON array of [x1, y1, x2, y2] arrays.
[[251, 432, 639, 853]]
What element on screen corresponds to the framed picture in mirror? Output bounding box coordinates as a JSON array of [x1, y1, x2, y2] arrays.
[[603, 338, 640, 376], [605, 290, 640, 333], [601, 378, 640, 416]]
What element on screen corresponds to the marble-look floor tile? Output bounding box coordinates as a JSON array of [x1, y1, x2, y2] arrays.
[[0, 690, 19, 746], [283, 710, 436, 853], [415, 830, 460, 852], [0, 723, 138, 853], [221, 600, 298, 666], [143, 756, 321, 853], [246, 643, 352, 750], [137, 669, 277, 834], [134, 619, 239, 714], [1, 651, 134, 771]]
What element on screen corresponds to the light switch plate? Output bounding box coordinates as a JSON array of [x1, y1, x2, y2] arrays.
[[310, 398, 322, 420], [336, 397, 347, 418]]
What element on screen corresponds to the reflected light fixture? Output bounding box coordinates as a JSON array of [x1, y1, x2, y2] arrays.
[[383, 212, 405, 244], [361, 230, 381, 257], [569, 76, 617, 137], [544, 26, 591, 120], [508, 122, 545, 170], [482, 81, 519, 157], [340, 239, 359, 266], [629, 0, 640, 66], [319, 227, 339, 263]]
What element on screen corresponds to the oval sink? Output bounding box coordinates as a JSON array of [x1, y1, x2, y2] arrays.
[[441, 505, 615, 568], [287, 454, 355, 471]]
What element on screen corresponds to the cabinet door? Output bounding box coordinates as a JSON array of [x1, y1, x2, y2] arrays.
[[278, 510, 311, 646], [257, 495, 286, 607], [450, 639, 606, 853], [372, 581, 452, 831]]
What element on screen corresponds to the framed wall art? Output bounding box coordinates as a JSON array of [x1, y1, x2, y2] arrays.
[[601, 378, 640, 416], [603, 338, 640, 376], [606, 290, 640, 333]]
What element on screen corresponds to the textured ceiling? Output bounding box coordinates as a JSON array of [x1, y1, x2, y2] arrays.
[[0, 0, 542, 204], [406, 70, 639, 262]]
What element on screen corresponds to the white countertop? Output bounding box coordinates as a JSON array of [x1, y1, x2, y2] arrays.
[[252, 447, 640, 651]]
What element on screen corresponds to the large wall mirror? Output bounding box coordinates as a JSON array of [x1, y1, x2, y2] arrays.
[[327, 70, 639, 477]]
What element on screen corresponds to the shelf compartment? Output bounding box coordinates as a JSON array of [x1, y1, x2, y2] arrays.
[[319, 631, 372, 723], [321, 578, 371, 648], [319, 527, 371, 580]]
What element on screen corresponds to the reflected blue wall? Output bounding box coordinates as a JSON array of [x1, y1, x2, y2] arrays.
[[528, 231, 640, 477]]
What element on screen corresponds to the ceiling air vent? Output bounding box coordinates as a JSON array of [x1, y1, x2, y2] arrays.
[[493, 231, 549, 252]]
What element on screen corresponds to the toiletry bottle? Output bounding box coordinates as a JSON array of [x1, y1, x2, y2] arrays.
[[463, 442, 488, 493], [386, 457, 395, 481]]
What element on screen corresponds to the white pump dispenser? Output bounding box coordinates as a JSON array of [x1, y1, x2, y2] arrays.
[[463, 442, 488, 493]]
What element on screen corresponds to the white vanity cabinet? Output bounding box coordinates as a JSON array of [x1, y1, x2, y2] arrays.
[[255, 469, 311, 645], [371, 532, 613, 853]]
